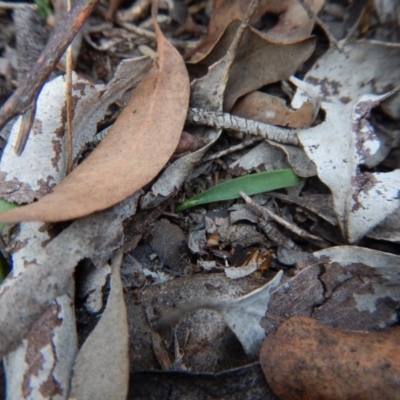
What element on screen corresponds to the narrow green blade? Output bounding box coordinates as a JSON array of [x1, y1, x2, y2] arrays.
[[0, 199, 18, 231], [176, 168, 301, 212], [0, 200, 17, 282]]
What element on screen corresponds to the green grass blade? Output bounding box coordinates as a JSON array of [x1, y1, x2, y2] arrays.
[[175, 168, 301, 212], [0, 257, 8, 283], [0, 199, 18, 231], [0, 200, 17, 282]]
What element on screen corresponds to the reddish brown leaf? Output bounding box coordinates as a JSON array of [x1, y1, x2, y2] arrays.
[[260, 316, 400, 400], [232, 91, 318, 128], [187, 0, 323, 63], [0, 3, 190, 223], [190, 20, 315, 111]]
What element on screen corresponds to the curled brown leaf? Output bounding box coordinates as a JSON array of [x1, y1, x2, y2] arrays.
[[187, 0, 323, 63], [0, 1, 190, 223]]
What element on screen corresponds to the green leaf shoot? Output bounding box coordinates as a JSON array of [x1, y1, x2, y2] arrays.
[[175, 168, 301, 212], [0, 199, 18, 231], [34, 0, 53, 19]]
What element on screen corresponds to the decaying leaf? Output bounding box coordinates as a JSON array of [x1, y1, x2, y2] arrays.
[[192, 20, 316, 111], [142, 0, 261, 209], [215, 270, 283, 359], [292, 42, 400, 242], [0, 192, 140, 360], [188, 0, 323, 63], [271, 193, 338, 226], [368, 205, 400, 242], [232, 90, 318, 128], [260, 317, 400, 400], [0, 55, 151, 205], [265, 245, 400, 335], [127, 272, 271, 372], [70, 251, 129, 400], [0, 50, 150, 400], [228, 141, 290, 175], [157, 271, 283, 360], [4, 294, 77, 400], [0, 6, 189, 223], [222, 27, 315, 111]]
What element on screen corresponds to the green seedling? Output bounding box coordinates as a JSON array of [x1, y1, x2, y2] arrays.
[[34, 0, 53, 19], [175, 168, 301, 212], [0, 199, 17, 282], [0, 199, 18, 231]]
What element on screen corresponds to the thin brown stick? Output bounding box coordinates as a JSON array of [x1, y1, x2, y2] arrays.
[[0, 1, 37, 9], [0, 0, 99, 154], [297, 0, 345, 53], [66, 0, 74, 174], [202, 136, 263, 162]]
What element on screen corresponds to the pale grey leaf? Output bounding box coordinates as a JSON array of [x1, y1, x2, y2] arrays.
[[70, 251, 129, 400]]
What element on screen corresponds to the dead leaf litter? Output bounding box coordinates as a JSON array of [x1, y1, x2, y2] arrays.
[[0, 0, 400, 398]]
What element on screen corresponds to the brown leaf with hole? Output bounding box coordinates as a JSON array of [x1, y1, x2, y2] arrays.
[[260, 316, 400, 400], [232, 91, 318, 128], [187, 0, 323, 63], [0, 5, 189, 223]]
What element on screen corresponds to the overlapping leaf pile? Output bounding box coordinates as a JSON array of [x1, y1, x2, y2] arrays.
[[0, 0, 400, 398]]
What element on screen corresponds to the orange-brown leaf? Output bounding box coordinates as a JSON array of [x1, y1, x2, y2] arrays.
[[187, 0, 324, 63], [0, 3, 189, 223], [260, 317, 400, 400], [232, 91, 318, 128]]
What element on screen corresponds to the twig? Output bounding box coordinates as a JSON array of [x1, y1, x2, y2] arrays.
[[0, 1, 36, 9], [66, 0, 73, 174], [297, 0, 345, 53], [116, 0, 152, 22], [118, 21, 157, 41], [240, 191, 328, 248], [118, 20, 199, 50], [0, 0, 99, 154], [187, 108, 300, 146], [240, 191, 299, 250], [202, 136, 263, 162]]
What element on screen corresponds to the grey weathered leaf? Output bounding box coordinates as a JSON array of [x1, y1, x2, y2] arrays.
[[0, 193, 141, 361], [0, 56, 149, 398], [70, 251, 129, 400], [127, 273, 271, 372], [0, 57, 151, 204], [157, 271, 283, 360], [265, 246, 400, 335], [292, 42, 400, 242], [5, 294, 77, 400], [215, 271, 283, 359]]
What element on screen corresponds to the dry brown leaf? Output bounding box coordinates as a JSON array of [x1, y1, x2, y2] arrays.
[[141, 0, 261, 209], [232, 91, 318, 128], [0, 4, 189, 223], [192, 20, 315, 111], [260, 316, 400, 400], [223, 27, 315, 111], [187, 0, 323, 63]]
